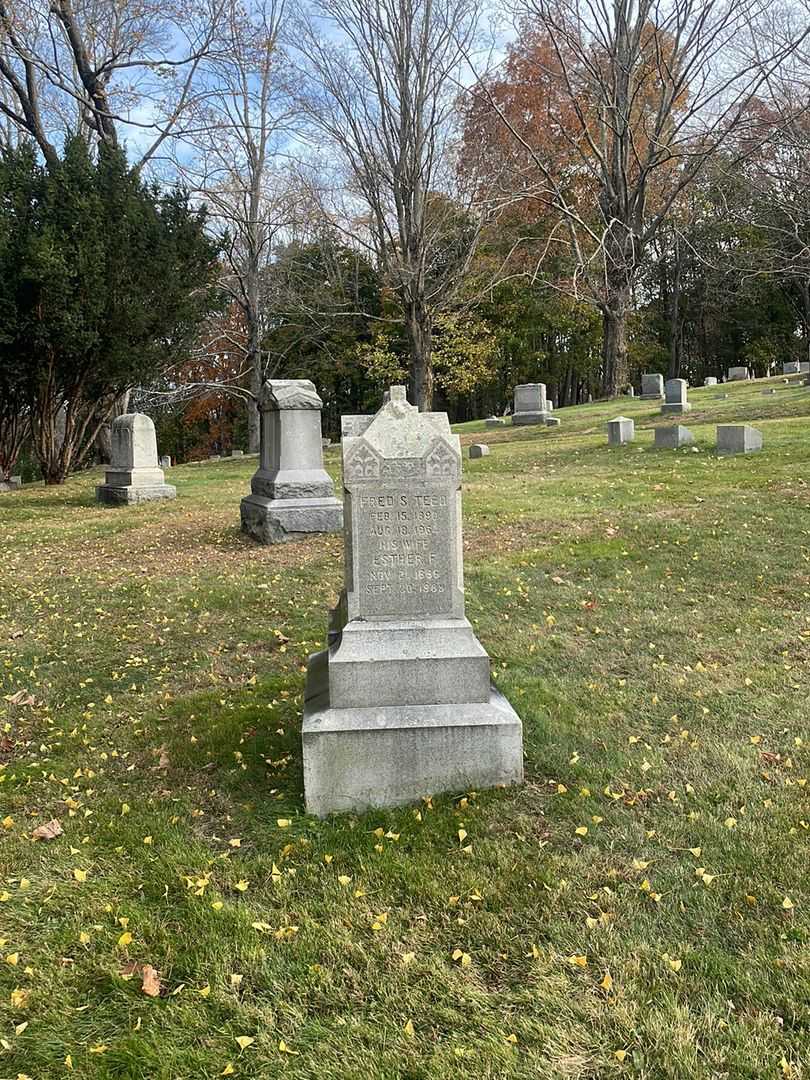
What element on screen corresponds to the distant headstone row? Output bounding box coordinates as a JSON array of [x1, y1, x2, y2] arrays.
[[608, 417, 763, 453]]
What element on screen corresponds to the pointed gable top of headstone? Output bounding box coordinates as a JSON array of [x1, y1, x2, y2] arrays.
[[356, 385, 456, 465]]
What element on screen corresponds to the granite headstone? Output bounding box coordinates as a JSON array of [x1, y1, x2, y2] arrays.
[[655, 425, 694, 449], [662, 378, 691, 415], [641, 374, 665, 400], [717, 425, 763, 454], [301, 386, 524, 816], [511, 384, 548, 425], [240, 379, 342, 544], [607, 416, 634, 445], [96, 414, 176, 505]]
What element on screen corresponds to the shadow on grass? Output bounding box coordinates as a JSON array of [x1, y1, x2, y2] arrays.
[[156, 678, 307, 815]]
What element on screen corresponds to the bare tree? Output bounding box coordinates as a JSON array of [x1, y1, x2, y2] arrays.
[[477, 0, 810, 395], [294, 0, 491, 410], [0, 0, 225, 170], [171, 0, 294, 450]]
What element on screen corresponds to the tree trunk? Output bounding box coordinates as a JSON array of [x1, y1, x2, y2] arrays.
[[668, 240, 682, 379], [601, 290, 630, 396], [405, 299, 433, 410], [245, 231, 263, 453], [799, 278, 810, 357], [94, 389, 131, 463], [248, 352, 261, 454]]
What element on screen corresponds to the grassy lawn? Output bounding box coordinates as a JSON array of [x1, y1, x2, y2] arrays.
[[1, 376, 809, 1080]]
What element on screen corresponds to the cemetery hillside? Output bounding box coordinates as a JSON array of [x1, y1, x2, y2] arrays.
[[2, 375, 809, 1079]]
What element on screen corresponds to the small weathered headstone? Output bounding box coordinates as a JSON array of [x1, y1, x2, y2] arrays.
[[704, 376, 718, 386], [208, 454, 221, 461], [231, 449, 244, 457], [96, 414, 176, 505], [762, 388, 777, 395], [241, 379, 342, 545], [511, 383, 548, 425], [159, 455, 171, 469], [655, 425, 694, 449], [625, 386, 635, 397], [545, 416, 561, 427], [800, 361, 810, 374], [727, 366, 750, 381], [641, 373, 665, 400], [485, 416, 505, 428], [547, 400, 554, 411], [783, 361, 801, 375], [302, 386, 523, 816], [469, 444, 489, 458], [607, 416, 634, 446], [717, 425, 763, 454], [662, 378, 691, 415]]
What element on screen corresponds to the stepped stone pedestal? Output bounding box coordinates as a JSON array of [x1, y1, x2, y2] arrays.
[[96, 414, 176, 505], [302, 386, 523, 816], [240, 380, 342, 544]]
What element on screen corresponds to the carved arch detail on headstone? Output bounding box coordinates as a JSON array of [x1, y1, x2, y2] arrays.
[[343, 442, 381, 480], [425, 439, 458, 479]]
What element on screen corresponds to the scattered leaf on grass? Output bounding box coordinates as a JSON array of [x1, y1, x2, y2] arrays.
[[32, 819, 63, 841]]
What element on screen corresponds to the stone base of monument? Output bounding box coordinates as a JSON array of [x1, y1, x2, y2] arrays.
[[96, 482, 176, 505], [511, 411, 548, 426], [240, 494, 342, 544], [302, 647, 523, 816], [661, 402, 692, 415]]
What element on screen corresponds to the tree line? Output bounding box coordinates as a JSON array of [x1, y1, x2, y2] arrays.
[[0, 0, 808, 478]]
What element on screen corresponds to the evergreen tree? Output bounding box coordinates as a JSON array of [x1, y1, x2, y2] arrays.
[[0, 137, 221, 484]]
